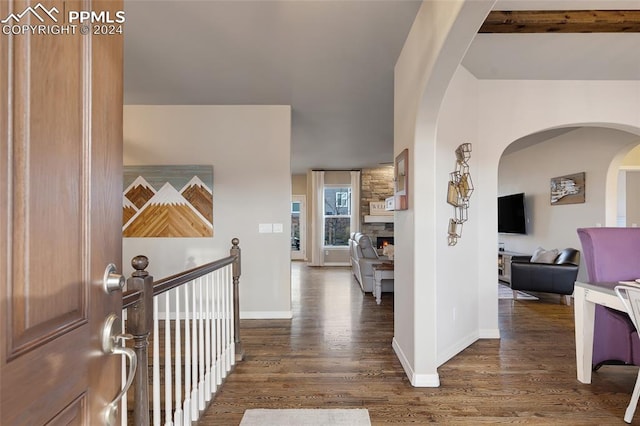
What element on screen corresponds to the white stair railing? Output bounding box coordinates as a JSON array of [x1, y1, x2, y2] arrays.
[[120, 238, 243, 425]]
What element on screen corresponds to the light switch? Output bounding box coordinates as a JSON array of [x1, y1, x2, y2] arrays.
[[258, 223, 273, 233], [273, 223, 284, 233]]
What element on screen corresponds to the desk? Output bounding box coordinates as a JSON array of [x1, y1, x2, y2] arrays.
[[372, 263, 394, 305], [574, 281, 626, 384]]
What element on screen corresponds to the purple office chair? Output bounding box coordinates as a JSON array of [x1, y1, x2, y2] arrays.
[[577, 227, 640, 369]]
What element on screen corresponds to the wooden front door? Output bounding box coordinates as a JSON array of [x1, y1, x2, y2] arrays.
[[1, 0, 124, 424]]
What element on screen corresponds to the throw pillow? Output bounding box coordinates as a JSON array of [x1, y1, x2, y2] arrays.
[[530, 247, 559, 264], [383, 244, 395, 260]]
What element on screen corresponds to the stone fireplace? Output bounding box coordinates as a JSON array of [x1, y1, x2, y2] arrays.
[[360, 166, 394, 245]]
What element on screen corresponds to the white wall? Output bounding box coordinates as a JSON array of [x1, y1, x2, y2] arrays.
[[123, 105, 292, 319], [621, 145, 640, 227], [498, 127, 640, 282], [435, 66, 483, 364], [627, 172, 640, 227], [395, 0, 640, 388], [622, 145, 640, 166]]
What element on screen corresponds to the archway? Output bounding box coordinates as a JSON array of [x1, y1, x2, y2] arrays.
[[497, 126, 640, 281]]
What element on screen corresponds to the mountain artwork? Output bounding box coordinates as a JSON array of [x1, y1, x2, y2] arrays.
[[123, 165, 213, 237]]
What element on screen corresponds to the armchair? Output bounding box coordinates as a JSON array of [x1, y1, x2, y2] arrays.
[[577, 227, 640, 370], [510, 248, 580, 304], [349, 233, 393, 293]]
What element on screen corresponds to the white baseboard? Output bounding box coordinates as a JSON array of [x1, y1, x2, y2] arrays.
[[392, 337, 441, 387], [240, 311, 293, 319], [479, 328, 500, 339], [437, 331, 479, 366], [322, 262, 350, 267]]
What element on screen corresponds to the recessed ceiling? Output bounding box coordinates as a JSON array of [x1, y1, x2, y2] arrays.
[[123, 1, 640, 173], [123, 1, 422, 174]]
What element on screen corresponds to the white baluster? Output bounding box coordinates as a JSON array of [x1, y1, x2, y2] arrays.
[[198, 276, 205, 411], [222, 266, 229, 378], [223, 267, 228, 378], [229, 265, 236, 365], [164, 292, 173, 426], [211, 270, 217, 394], [191, 278, 199, 421], [205, 273, 212, 400], [121, 313, 128, 426], [174, 287, 183, 426], [211, 270, 220, 392], [183, 283, 191, 426], [153, 297, 161, 426], [228, 266, 233, 370], [216, 268, 223, 385]]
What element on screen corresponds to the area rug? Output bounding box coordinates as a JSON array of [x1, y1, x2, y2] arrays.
[[498, 283, 538, 300], [239, 408, 371, 426]]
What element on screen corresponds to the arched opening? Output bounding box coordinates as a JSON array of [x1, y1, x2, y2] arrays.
[[497, 126, 640, 282], [615, 144, 640, 227]]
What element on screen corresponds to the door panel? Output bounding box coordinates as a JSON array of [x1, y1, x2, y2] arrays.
[[10, 17, 87, 356], [1, 0, 124, 424]]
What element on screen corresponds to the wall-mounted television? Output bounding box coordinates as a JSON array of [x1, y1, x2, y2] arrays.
[[498, 193, 527, 234]]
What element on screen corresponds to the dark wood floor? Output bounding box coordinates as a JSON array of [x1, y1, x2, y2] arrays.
[[202, 262, 638, 425]]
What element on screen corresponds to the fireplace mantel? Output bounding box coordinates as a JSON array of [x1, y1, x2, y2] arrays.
[[364, 215, 393, 223]]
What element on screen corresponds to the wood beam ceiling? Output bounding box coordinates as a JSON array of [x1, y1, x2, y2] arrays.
[[479, 10, 640, 33]]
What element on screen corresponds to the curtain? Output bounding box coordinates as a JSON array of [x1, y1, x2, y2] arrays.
[[350, 170, 361, 235], [309, 170, 325, 266]]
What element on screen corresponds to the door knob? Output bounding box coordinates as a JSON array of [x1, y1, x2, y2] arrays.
[[101, 313, 137, 426], [103, 263, 125, 293]]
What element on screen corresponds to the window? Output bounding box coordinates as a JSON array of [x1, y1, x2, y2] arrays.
[[335, 191, 349, 208], [324, 186, 351, 246]]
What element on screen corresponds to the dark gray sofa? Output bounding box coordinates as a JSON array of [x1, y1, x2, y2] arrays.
[[510, 248, 580, 304]]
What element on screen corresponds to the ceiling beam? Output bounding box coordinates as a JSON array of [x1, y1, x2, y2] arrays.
[[479, 10, 640, 33]]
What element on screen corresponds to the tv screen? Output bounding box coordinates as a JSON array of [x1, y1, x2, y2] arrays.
[[498, 193, 527, 234]]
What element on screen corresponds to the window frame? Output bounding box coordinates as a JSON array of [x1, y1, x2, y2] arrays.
[[322, 184, 352, 248]]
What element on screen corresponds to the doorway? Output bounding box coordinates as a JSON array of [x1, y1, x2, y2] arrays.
[[291, 195, 306, 260]]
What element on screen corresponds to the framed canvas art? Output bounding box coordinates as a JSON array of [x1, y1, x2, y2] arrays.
[[394, 148, 409, 210], [123, 165, 213, 237], [550, 172, 585, 205]]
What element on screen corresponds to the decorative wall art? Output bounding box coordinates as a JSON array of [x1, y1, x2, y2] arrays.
[[394, 148, 409, 210], [550, 172, 585, 205], [447, 143, 474, 246], [123, 165, 213, 237]]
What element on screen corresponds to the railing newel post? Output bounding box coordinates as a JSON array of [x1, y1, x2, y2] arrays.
[[126, 255, 154, 426], [230, 238, 244, 361]]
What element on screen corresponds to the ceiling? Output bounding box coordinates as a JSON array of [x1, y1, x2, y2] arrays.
[[123, 1, 640, 173]]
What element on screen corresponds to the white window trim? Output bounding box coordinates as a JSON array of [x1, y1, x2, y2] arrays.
[[323, 184, 353, 248]]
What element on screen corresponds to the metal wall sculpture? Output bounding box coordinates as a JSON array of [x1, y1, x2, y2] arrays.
[[447, 143, 474, 246]]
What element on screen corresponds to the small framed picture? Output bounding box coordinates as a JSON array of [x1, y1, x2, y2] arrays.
[[550, 172, 585, 205], [394, 148, 409, 210]]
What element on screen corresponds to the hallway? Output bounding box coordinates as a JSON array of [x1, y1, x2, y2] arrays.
[[202, 263, 637, 425]]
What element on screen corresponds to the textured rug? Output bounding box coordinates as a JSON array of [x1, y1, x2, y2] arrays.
[[498, 283, 538, 300], [239, 409, 371, 426]]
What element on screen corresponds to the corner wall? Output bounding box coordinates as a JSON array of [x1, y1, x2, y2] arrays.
[[393, 0, 495, 387], [123, 105, 292, 319]]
